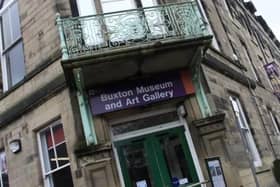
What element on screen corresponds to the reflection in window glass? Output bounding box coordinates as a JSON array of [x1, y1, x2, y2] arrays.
[[6, 42, 25, 86], [230, 96, 262, 167], [0, 0, 25, 91], [0, 151, 9, 187], [160, 135, 193, 185], [269, 110, 280, 134], [122, 143, 155, 187], [2, 9, 12, 49], [10, 2, 21, 40]]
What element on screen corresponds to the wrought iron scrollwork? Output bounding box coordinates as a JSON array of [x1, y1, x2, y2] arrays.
[[58, 1, 210, 59]]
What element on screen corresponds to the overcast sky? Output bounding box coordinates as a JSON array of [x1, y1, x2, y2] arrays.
[[250, 0, 280, 40]]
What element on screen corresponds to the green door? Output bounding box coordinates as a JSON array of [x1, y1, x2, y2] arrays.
[[115, 127, 199, 187]]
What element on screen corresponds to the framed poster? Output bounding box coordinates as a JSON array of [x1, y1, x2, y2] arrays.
[[205, 157, 227, 187]]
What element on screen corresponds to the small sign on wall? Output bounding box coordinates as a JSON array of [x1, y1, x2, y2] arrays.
[[264, 62, 280, 101], [205, 157, 227, 187]]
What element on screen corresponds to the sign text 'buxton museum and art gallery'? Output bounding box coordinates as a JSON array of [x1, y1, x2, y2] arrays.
[[89, 71, 195, 115]]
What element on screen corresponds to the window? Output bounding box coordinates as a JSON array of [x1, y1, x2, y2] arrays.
[[0, 0, 25, 91], [38, 122, 73, 187], [76, 0, 158, 16], [268, 110, 280, 134], [240, 41, 260, 82], [258, 56, 273, 89], [221, 0, 233, 18], [0, 150, 9, 187], [229, 39, 239, 61], [230, 96, 262, 167]]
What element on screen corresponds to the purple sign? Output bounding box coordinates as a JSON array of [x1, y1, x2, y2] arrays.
[[89, 71, 195, 115], [264, 62, 280, 101]]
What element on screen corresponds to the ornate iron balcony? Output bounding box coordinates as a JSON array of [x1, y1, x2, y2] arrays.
[[57, 1, 210, 60]]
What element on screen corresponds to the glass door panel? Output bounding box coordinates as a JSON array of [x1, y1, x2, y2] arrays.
[[157, 130, 198, 187], [118, 141, 156, 187], [116, 127, 199, 187]]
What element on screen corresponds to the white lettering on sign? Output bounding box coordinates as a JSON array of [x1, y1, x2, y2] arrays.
[[126, 97, 140, 105], [100, 90, 134, 102], [105, 100, 123, 110], [142, 91, 174, 102], [136, 81, 174, 94]]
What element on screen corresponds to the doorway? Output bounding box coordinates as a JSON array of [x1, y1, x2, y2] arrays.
[[115, 127, 199, 187]]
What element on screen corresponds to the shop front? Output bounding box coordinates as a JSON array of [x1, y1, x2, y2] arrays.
[[88, 70, 206, 187]]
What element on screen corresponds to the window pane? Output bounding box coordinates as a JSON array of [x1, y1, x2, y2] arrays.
[[6, 41, 25, 86], [2, 173, 9, 187], [48, 148, 57, 170], [0, 151, 9, 187], [39, 123, 73, 186], [52, 166, 73, 187], [10, 2, 21, 40], [101, 0, 136, 13], [269, 111, 280, 133], [56, 143, 69, 167], [122, 143, 155, 187], [53, 124, 65, 145], [76, 0, 96, 16], [141, 0, 157, 7], [160, 135, 193, 185], [45, 128, 53, 149], [0, 153, 7, 173], [2, 9, 12, 49]]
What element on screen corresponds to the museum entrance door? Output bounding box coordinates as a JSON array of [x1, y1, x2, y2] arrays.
[[115, 127, 199, 187]]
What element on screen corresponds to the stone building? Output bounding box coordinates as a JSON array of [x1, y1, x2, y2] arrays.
[[0, 0, 280, 186]]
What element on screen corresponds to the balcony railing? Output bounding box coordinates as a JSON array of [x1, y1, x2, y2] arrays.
[[57, 0, 210, 60]]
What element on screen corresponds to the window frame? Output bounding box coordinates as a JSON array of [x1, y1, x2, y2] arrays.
[[0, 149, 9, 187], [37, 120, 73, 187], [0, 0, 25, 91], [229, 96, 262, 168], [221, 0, 233, 19], [258, 56, 274, 90], [268, 110, 280, 135], [240, 40, 260, 82]]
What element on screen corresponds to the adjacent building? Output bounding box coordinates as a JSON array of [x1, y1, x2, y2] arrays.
[[0, 0, 280, 186]]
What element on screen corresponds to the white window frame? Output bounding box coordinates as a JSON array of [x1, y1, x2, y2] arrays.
[[268, 110, 280, 135], [197, 0, 220, 51], [230, 96, 262, 168], [0, 150, 9, 187], [0, 0, 25, 91], [37, 120, 72, 187]]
